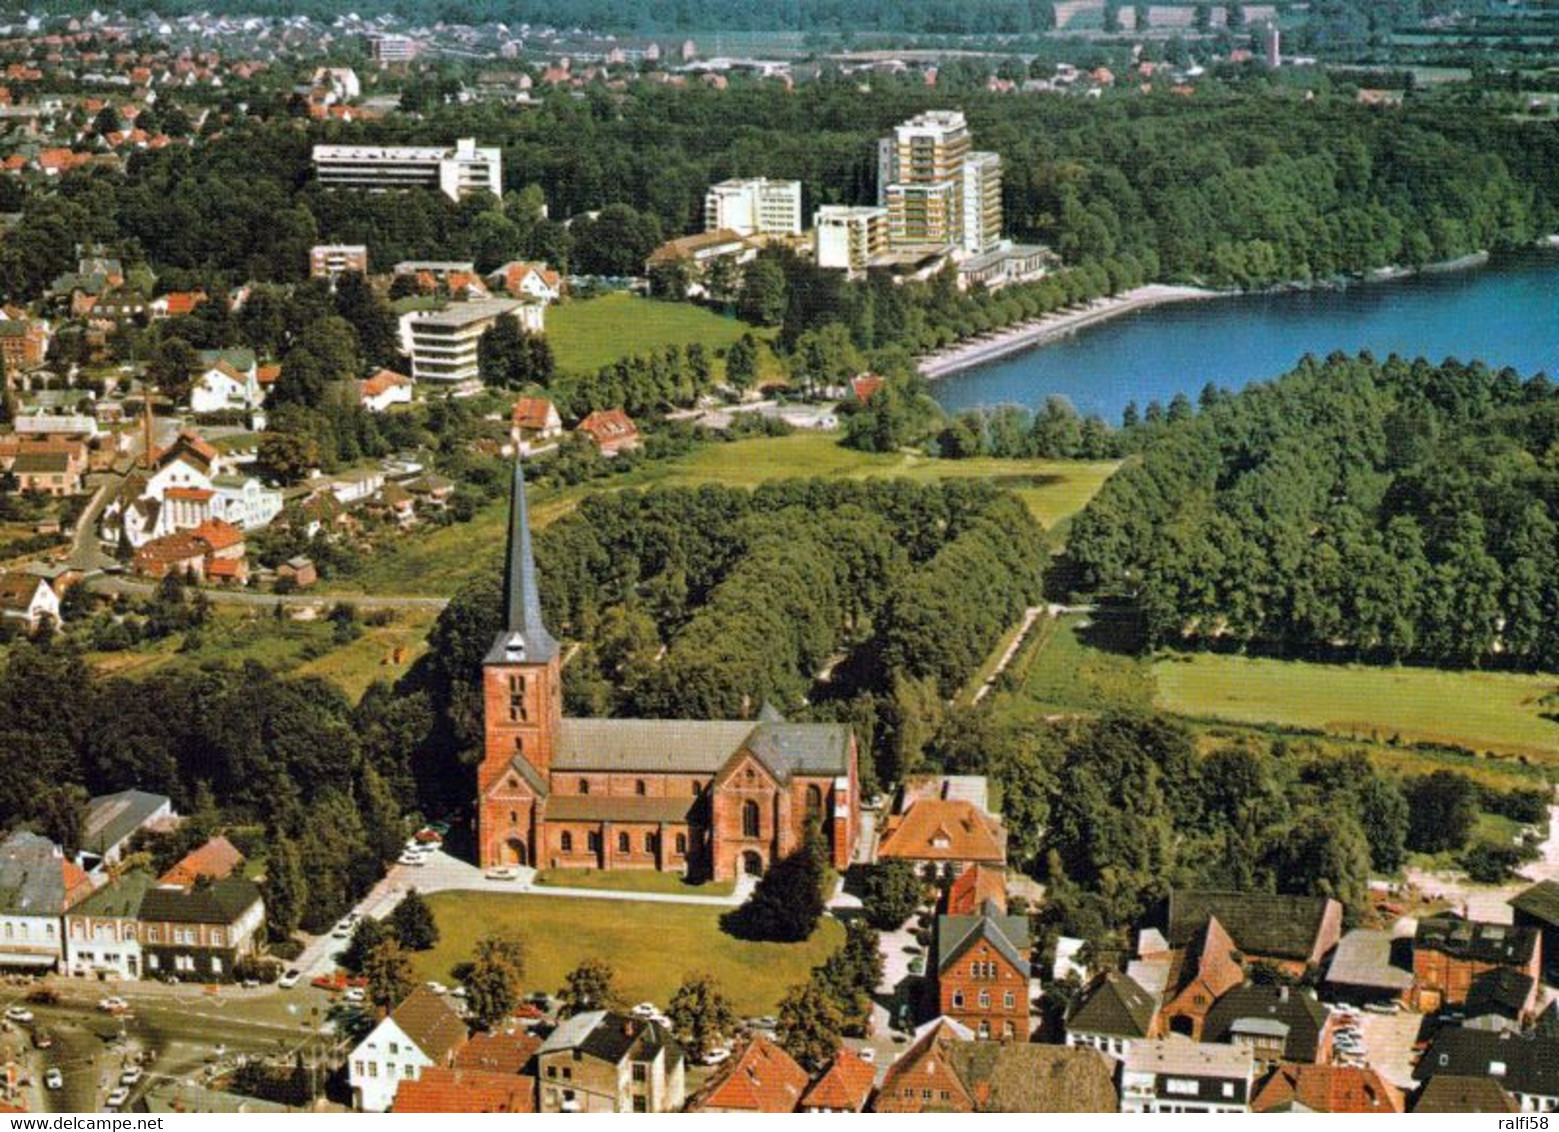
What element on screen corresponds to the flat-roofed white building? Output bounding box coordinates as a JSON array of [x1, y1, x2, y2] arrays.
[[814, 205, 888, 272], [309, 244, 368, 279], [312, 138, 501, 202], [367, 34, 419, 64], [399, 299, 542, 384], [704, 178, 802, 237]]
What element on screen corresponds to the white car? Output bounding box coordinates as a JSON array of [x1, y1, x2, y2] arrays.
[[332, 921, 354, 939], [427, 982, 449, 996], [857, 1047, 876, 1063], [344, 988, 366, 1004], [278, 969, 302, 989], [484, 867, 519, 881], [631, 1002, 657, 1018], [97, 997, 128, 1014], [398, 853, 426, 867], [105, 1087, 130, 1110], [120, 1066, 144, 1086], [4, 1006, 33, 1023], [45, 1068, 63, 1090], [702, 1047, 731, 1066]]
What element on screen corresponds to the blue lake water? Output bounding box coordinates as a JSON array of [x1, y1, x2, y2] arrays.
[[930, 250, 1559, 423]]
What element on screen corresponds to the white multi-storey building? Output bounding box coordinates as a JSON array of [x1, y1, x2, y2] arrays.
[[877, 111, 1004, 257], [367, 34, 419, 64], [399, 299, 542, 384], [312, 138, 501, 202], [962, 151, 1003, 256], [814, 205, 888, 272], [704, 178, 803, 237], [1119, 1039, 1254, 1114]]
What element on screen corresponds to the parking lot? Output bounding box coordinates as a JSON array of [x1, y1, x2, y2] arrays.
[[1328, 1006, 1426, 1092]]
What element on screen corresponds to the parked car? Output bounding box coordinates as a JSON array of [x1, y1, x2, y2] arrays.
[[344, 988, 366, 1004], [1364, 1002, 1400, 1014], [703, 1047, 731, 1066], [44, 1068, 62, 1090], [97, 997, 128, 1014], [484, 867, 519, 881], [427, 982, 449, 996], [120, 1066, 144, 1086], [4, 1006, 32, 1023], [32, 1027, 53, 1049], [858, 1047, 876, 1063], [278, 969, 303, 990], [631, 1002, 657, 1018], [397, 853, 426, 867], [105, 1086, 130, 1110]]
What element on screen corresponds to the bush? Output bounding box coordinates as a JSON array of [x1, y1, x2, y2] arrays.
[[1460, 842, 1528, 883], [268, 937, 305, 961]]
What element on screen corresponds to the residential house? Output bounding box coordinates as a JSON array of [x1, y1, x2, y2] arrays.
[[137, 877, 264, 982], [63, 869, 153, 980], [454, 1028, 542, 1076], [0, 572, 59, 632], [1065, 969, 1158, 1060], [876, 799, 1006, 878], [799, 1050, 875, 1112], [1251, 1063, 1404, 1114], [576, 409, 640, 456], [0, 830, 91, 972], [80, 789, 174, 870], [1412, 1074, 1520, 1114], [349, 987, 469, 1112], [1200, 984, 1332, 1068], [1164, 890, 1344, 976], [510, 396, 562, 453], [935, 890, 1032, 1039], [132, 518, 246, 583], [687, 1035, 807, 1113], [644, 229, 757, 295], [151, 291, 206, 320], [190, 351, 262, 414], [104, 430, 280, 546], [872, 1018, 976, 1113], [1415, 1027, 1559, 1113], [277, 556, 317, 589], [11, 449, 80, 495], [360, 369, 412, 412], [1119, 1038, 1255, 1114], [0, 317, 48, 371], [158, 835, 243, 888], [536, 1011, 685, 1113], [944, 1042, 1118, 1112], [1412, 916, 1541, 1015], [488, 261, 563, 304], [1155, 916, 1246, 1041], [1510, 880, 1559, 974], [392, 1069, 535, 1113]]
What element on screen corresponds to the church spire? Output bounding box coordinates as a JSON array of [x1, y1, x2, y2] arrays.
[[489, 455, 558, 664]]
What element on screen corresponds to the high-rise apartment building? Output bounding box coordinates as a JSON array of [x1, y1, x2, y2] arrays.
[[876, 111, 1002, 257], [399, 299, 541, 384], [312, 138, 502, 202], [703, 178, 802, 237], [814, 206, 888, 272]]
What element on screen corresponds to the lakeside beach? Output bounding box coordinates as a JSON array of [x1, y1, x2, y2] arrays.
[[918, 284, 1216, 380]]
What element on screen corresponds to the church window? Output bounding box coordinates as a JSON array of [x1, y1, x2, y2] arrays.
[[587, 831, 601, 853], [579, 779, 590, 795], [805, 784, 823, 813], [742, 800, 760, 838], [675, 833, 688, 855], [644, 832, 655, 853], [635, 779, 646, 796], [510, 811, 518, 824], [617, 832, 630, 853], [561, 832, 573, 852]]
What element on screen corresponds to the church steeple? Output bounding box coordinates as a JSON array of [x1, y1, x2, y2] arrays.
[[488, 455, 558, 664]]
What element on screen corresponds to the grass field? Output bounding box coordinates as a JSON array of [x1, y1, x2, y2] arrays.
[[533, 869, 736, 897], [546, 294, 775, 375], [329, 433, 1121, 595], [988, 611, 1155, 723], [1154, 653, 1559, 761], [292, 608, 438, 699], [411, 891, 841, 1015]]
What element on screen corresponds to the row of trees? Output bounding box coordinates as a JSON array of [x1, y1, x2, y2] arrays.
[[1068, 353, 1559, 669]]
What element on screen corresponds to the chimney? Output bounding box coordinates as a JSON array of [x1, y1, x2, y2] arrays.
[[1278, 985, 1290, 1003]]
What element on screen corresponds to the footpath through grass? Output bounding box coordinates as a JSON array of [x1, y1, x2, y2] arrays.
[[412, 890, 841, 1015]]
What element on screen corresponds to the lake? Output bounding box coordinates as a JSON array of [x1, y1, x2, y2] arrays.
[[930, 250, 1559, 423]]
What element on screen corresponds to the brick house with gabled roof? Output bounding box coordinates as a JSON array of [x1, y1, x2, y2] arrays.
[[1252, 1062, 1404, 1113], [687, 1035, 808, 1113], [945, 863, 1006, 915], [1156, 915, 1246, 1040], [1411, 915, 1541, 1015], [947, 1042, 1118, 1112], [935, 896, 1032, 1040], [873, 1018, 975, 1113], [877, 799, 1006, 877], [1166, 890, 1343, 975], [137, 876, 264, 983], [800, 1049, 875, 1112], [576, 408, 641, 456], [476, 459, 858, 881]]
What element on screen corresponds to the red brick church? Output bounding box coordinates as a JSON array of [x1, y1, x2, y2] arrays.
[[476, 460, 860, 881]]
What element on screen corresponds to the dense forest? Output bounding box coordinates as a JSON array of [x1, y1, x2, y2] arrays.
[[3, 84, 1555, 302], [409, 479, 1047, 796], [1067, 352, 1559, 669]]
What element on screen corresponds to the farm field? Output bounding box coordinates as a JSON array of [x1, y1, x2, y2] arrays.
[[411, 890, 842, 1016]]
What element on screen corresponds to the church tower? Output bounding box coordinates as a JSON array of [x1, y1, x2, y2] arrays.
[[477, 457, 562, 867]]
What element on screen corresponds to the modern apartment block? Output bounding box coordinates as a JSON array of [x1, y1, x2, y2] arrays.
[[703, 178, 803, 237], [876, 110, 1003, 256], [312, 138, 501, 202], [309, 244, 369, 279], [367, 34, 419, 65], [814, 205, 888, 272], [399, 299, 541, 384]]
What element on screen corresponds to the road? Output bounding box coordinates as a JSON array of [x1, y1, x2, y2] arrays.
[[84, 575, 449, 611]]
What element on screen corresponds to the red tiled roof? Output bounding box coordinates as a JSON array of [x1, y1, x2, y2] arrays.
[[878, 801, 1006, 864], [691, 1036, 808, 1113], [851, 374, 885, 403], [159, 835, 244, 888], [945, 864, 1007, 916], [577, 409, 639, 444], [361, 369, 411, 398], [800, 1049, 875, 1112], [204, 558, 245, 579], [156, 430, 219, 469], [453, 1029, 540, 1075], [257, 364, 281, 385], [164, 487, 214, 501], [159, 291, 206, 316], [190, 519, 244, 552], [1252, 1063, 1404, 1114], [511, 397, 556, 430], [134, 531, 207, 567], [392, 1068, 534, 1113]]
